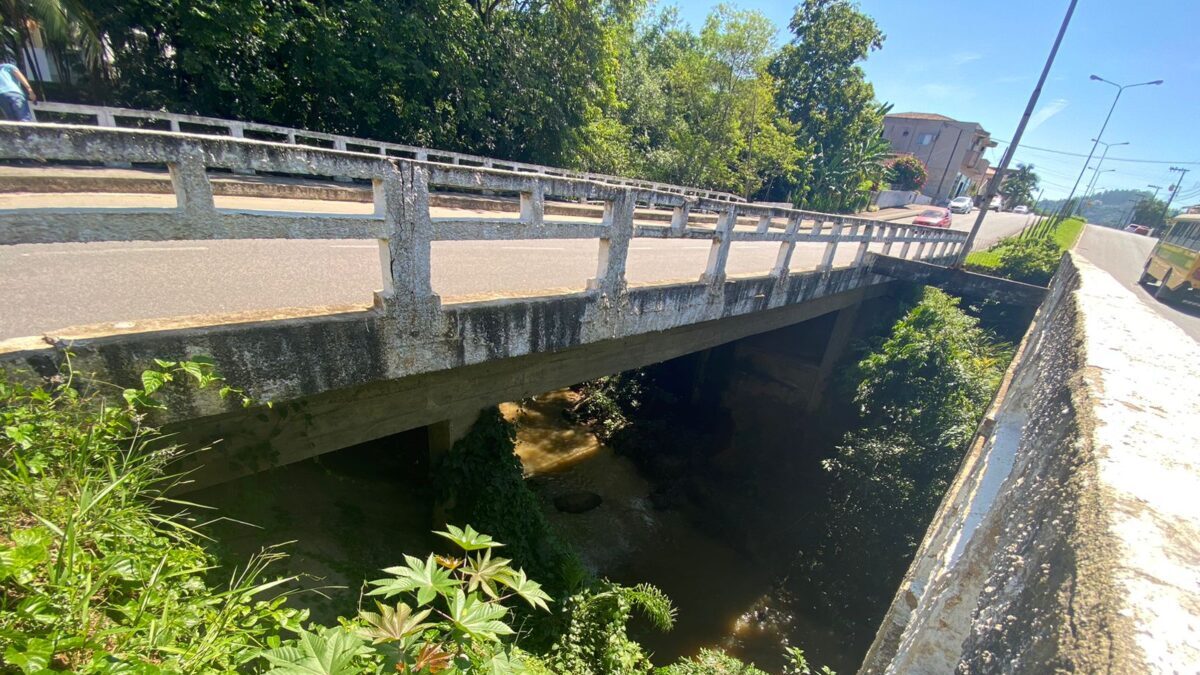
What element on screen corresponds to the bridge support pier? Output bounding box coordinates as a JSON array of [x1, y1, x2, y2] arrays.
[[805, 303, 861, 414], [427, 411, 482, 462]]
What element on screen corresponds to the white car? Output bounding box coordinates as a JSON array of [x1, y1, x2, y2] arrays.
[[949, 196, 973, 214], [989, 196, 1002, 209], [1013, 205, 1029, 214]]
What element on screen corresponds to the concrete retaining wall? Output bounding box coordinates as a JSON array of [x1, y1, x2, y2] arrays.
[[859, 252, 1200, 673], [875, 190, 920, 209]]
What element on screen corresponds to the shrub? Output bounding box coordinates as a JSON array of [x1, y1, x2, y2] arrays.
[[431, 408, 586, 597], [990, 236, 1063, 286], [261, 524, 554, 674], [656, 648, 769, 674], [885, 155, 927, 191], [547, 581, 676, 675], [0, 357, 301, 672]]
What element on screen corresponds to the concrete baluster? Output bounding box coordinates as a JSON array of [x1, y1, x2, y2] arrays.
[[519, 183, 545, 226], [169, 119, 181, 133], [853, 221, 875, 268], [700, 206, 737, 286], [756, 214, 772, 234], [588, 189, 635, 298], [670, 199, 694, 235], [915, 236, 930, 260], [771, 214, 801, 283], [374, 162, 438, 313], [899, 227, 914, 259], [817, 218, 845, 272], [881, 224, 895, 256], [168, 149, 215, 221], [228, 123, 256, 176]]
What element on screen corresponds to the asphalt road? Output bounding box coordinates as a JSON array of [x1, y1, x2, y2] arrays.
[[0, 193, 1035, 340], [1075, 224, 1200, 341]]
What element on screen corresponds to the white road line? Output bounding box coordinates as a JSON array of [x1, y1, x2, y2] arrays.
[[19, 246, 209, 256]]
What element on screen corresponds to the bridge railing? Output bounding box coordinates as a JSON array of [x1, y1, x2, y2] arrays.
[[0, 123, 967, 319], [30, 101, 744, 203]]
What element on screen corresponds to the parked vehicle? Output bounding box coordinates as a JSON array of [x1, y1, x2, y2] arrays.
[[913, 208, 953, 228], [1124, 224, 1152, 236], [949, 196, 973, 214], [1139, 214, 1200, 303], [989, 195, 1002, 209], [1013, 205, 1029, 214]]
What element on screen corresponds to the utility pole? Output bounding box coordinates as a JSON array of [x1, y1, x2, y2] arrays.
[[956, 0, 1078, 265], [1161, 166, 1190, 226]]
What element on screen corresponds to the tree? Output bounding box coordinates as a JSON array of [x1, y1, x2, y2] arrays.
[[1132, 195, 1168, 230], [585, 5, 802, 197], [886, 155, 927, 191], [89, 0, 636, 166], [998, 163, 1039, 208], [0, 0, 104, 86], [769, 0, 886, 212]]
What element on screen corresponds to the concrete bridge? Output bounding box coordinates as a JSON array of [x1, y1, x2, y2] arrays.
[[2, 118, 1196, 672], [0, 121, 978, 487]]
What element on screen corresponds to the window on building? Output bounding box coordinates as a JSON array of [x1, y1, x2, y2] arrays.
[[917, 133, 936, 146]]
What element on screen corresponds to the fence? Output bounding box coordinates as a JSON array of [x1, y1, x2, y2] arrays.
[[0, 122, 968, 321], [30, 101, 744, 203]]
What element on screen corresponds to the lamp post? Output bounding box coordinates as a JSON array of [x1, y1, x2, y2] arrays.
[[1084, 139, 1129, 196], [1084, 169, 1116, 199], [1062, 76, 1162, 218]]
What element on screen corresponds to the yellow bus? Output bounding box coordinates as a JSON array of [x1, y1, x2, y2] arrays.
[[1140, 213, 1200, 302]]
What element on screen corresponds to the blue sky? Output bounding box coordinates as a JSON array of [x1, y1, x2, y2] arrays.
[[673, 0, 1200, 203]]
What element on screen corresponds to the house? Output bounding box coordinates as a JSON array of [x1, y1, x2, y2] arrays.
[[882, 112, 997, 202]]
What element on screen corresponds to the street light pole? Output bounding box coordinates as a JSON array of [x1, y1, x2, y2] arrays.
[[1084, 139, 1128, 196], [956, 0, 1079, 265], [1063, 76, 1162, 218]]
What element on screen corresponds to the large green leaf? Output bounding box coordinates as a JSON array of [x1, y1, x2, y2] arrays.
[[462, 548, 513, 600], [369, 554, 459, 606], [495, 568, 551, 612], [447, 590, 513, 642], [358, 601, 433, 644], [260, 627, 370, 675], [435, 524, 504, 552]]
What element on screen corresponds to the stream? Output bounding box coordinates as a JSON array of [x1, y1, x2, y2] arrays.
[[502, 390, 842, 673]]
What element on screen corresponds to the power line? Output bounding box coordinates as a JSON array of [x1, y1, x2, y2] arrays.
[[991, 138, 1200, 165]]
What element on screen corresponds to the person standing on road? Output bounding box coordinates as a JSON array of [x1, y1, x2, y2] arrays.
[[0, 61, 37, 122]]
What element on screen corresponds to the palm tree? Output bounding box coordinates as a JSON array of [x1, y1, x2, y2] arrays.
[[999, 163, 1039, 208], [1, 0, 104, 87]]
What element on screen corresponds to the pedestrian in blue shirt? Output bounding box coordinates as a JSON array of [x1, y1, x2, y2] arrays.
[[0, 62, 37, 122]]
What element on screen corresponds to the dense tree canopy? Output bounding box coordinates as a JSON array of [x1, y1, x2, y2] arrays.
[[44, 0, 893, 211]]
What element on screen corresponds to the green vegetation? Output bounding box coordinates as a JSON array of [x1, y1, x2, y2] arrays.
[[885, 155, 927, 192], [432, 408, 585, 599], [0, 356, 299, 672], [2, 358, 793, 673], [998, 163, 1039, 209], [798, 288, 1009, 639], [965, 216, 1083, 285], [29, 0, 888, 211]]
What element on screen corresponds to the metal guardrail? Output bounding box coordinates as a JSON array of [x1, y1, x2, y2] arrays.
[[0, 122, 967, 319], [30, 101, 746, 203]]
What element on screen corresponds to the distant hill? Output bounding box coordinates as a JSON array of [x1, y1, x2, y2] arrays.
[[1039, 188, 1148, 227]]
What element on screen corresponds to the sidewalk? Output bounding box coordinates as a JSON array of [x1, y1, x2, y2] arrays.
[[854, 203, 928, 222]]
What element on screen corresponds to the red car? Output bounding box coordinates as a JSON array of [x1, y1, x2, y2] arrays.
[[912, 208, 952, 228]]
